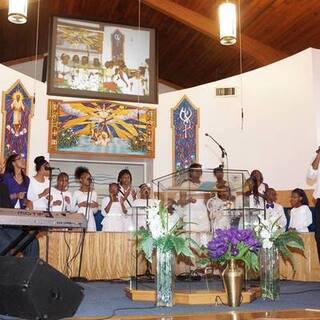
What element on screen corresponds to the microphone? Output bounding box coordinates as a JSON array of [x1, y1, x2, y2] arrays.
[[45, 166, 60, 171], [205, 133, 227, 167], [205, 133, 227, 155]]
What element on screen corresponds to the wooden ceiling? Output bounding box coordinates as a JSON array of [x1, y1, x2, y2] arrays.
[[0, 0, 320, 89]]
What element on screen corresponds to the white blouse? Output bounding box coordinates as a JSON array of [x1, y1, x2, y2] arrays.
[[101, 196, 128, 232], [50, 187, 72, 212], [119, 185, 136, 209], [249, 183, 267, 209], [72, 189, 98, 231], [101, 196, 124, 217], [27, 177, 50, 211], [265, 202, 287, 230], [289, 205, 312, 232]]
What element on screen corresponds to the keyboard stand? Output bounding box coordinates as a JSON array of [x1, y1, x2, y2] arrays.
[[0, 228, 39, 256]]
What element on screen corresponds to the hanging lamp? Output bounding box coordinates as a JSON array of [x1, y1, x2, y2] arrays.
[[8, 0, 28, 24], [218, 1, 237, 45]]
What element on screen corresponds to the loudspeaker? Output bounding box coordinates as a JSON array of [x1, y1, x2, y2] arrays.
[[0, 257, 84, 320]]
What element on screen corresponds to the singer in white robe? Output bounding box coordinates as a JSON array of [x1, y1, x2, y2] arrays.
[[51, 187, 72, 212], [179, 164, 211, 246], [72, 189, 98, 231], [50, 172, 72, 212]]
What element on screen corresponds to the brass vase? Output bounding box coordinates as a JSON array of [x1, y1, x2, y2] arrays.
[[222, 258, 244, 307]]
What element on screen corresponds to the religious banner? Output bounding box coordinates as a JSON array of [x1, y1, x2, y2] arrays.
[[48, 99, 156, 158], [1, 80, 34, 166], [171, 96, 199, 172]]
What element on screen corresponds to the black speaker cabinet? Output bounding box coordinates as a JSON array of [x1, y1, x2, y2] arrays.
[[0, 257, 84, 320]]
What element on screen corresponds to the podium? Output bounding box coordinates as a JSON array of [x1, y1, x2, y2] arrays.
[[127, 168, 262, 304]]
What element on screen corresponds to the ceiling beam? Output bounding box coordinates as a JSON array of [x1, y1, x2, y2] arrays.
[[142, 0, 286, 66]]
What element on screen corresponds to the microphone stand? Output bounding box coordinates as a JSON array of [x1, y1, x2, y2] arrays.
[[205, 133, 227, 168], [46, 168, 53, 215], [136, 191, 154, 282], [73, 179, 93, 282]]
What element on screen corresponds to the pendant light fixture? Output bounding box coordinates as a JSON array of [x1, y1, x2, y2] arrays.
[[8, 0, 28, 24], [218, 1, 237, 45]]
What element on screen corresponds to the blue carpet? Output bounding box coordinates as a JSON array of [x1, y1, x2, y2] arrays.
[[74, 280, 320, 317]]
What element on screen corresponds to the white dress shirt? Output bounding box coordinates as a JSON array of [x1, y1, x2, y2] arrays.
[[50, 187, 72, 212], [288, 205, 312, 232], [27, 177, 50, 211], [307, 165, 320, 199], [101, 196, 127, 232], [265, 202, 287, 230], [72, 190, 98, 231]]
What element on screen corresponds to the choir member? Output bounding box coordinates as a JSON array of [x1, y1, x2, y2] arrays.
[[265, 188, 287, 230], [288, 188, 312, 232], [101, 183, 128, 232], [51, 172, 72, 212], [72, 167, 98, 231], [3, 154, 30, 209], [132, 183, 157, 229], [27, 156, 50, 211], [117, 169, 136, 231], [244, 169, 269, 209], [307, 146, 320, 261], [207, 190, 233, 233], [179, 163, 210, 245], [0, 182, 39, 257], [117, 169, 136, 209], [213, 167, 228, 190]]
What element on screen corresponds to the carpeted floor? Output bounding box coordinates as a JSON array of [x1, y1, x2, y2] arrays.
[[74, 280, 320, 318]]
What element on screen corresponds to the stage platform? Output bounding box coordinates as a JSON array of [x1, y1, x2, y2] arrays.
[[125, 279, 261, 305], [69, 280, 320, 319], [72, 309, 320, 319], [1, 280, 320, 319]]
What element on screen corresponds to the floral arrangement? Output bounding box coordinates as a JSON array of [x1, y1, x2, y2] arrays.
[[199, 228, 261, 271], [136, 201, 197, 261], [253, 214, 304, 270]]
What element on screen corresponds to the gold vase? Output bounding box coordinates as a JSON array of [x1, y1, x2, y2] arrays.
[[222, 258, 244, 307]]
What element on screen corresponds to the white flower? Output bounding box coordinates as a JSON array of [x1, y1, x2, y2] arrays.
[[260, 229, 271, 239], [262, 239, 273, 249], [149, 219, 163, 239]]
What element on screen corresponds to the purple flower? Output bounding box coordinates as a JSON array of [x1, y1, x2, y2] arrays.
[[231, 246, 239, 256], [207, 228, 261, 260]]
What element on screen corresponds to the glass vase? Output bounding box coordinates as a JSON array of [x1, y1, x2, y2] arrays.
[[156, 247, 175, 307], [260, 245, 280, 300]]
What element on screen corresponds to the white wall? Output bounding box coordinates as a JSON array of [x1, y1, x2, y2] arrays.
[[155, 48, 318, 190], [1, 48, 319, 190]]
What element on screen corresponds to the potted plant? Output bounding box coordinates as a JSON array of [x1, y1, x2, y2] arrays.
[[253, 214, 304, 300], [199, 227, 261, 307]]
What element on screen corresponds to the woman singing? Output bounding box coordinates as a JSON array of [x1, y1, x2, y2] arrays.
[[244, 169, 269, 209], [27, 156, 50, 211], [117, 169, 136, 231], [72, 167, 98, 231], [3, 154, 30, 209]]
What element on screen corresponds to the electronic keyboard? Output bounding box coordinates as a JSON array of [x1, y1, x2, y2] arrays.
[[0, 208, 87, 228]]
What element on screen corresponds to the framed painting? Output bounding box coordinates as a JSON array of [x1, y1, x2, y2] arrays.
[[1, 80, 34, 168], [47, 16, 158, 103], [171, 95, 199, 172], [48, 99, 156, 158]]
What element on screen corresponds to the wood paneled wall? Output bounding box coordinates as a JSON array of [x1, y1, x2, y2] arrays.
[[39, 231, 320, 282]]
